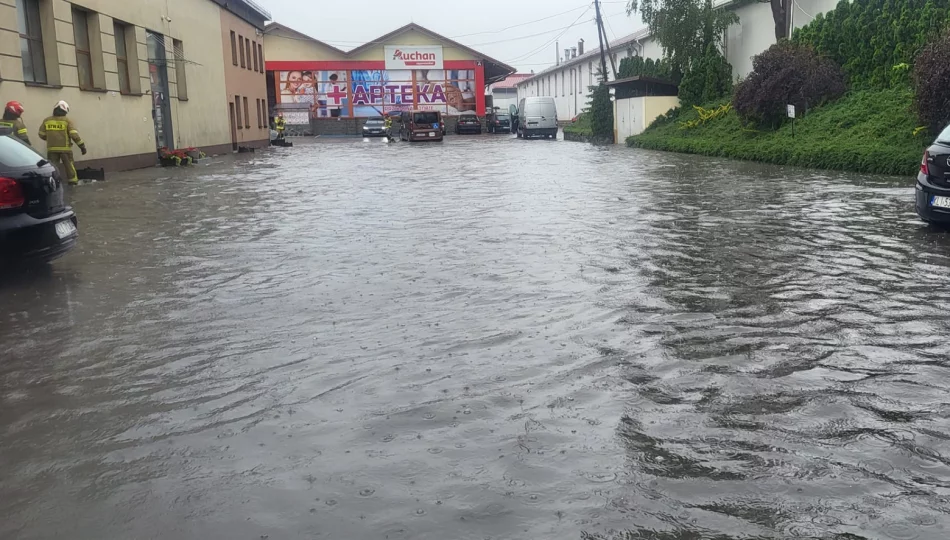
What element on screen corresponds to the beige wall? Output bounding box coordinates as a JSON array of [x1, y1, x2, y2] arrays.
[[264, 30, 345, 62], [0, 0, 240, 170], [346, 29, 479, 62], [221, 9, 268, 145]]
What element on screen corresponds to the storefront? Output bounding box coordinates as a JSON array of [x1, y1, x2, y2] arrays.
[[264, 23, 515, 134]]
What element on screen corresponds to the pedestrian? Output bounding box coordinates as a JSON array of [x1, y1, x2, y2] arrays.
[[0, 101, 31, 145], [38, 100, 86, 186], [384, 114, 394, 142], [275, 113, 286, 141]]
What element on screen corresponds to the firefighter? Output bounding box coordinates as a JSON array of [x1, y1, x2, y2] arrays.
[[0, 101, 31, 145], [38, 100, 86, 186], [384, 114, 394, 142], [274, 113, 286, 141]]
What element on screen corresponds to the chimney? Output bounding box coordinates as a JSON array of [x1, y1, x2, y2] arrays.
[[571, 47, 577, 59], [556, 41, 559, 65], [578, 39, 585, 56]]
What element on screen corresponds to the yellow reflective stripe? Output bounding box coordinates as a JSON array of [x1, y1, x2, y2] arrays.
[[17, 128, 27, 134], [47, 146, 73, 152], [0, 121, 13, 127]]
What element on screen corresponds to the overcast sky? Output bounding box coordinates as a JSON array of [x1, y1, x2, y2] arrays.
[[256, 0, 645, 73]]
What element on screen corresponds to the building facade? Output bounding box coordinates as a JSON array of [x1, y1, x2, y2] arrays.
[[0, 0, 269, 172], [516, 0, 838, 122], [220, 5, 269, 151], [263, 23, 515, 136]]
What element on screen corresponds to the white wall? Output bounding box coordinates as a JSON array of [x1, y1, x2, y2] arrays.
[[614, 95, 680, 142]]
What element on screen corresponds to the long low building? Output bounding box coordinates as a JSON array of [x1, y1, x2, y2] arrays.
[[0, 0, 270, 171], [263, 23, 515, 136], [516, 0, 838, 124]]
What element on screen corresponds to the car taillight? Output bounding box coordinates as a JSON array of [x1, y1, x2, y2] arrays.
[[921, 150, 930, 176], [0, 177, 24, 210]]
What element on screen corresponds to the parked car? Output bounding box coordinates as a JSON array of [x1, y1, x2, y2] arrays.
[[0, 134, 78, 267], [488, 113, 512, 134], [362, 117, 387, 137], [517, 97, 558, 139], [455, 112, 482, 135], [400, 110, 444, 142], [916, 124, 950, 224]]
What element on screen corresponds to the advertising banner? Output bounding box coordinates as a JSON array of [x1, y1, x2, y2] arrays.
[[384, 46, 444, 70], [275, 69, 477, 118]]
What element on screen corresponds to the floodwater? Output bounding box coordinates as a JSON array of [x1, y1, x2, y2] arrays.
[[2, 135, 949, 540]]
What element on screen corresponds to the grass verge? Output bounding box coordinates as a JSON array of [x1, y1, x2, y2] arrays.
[[628, 88, 930, 176]]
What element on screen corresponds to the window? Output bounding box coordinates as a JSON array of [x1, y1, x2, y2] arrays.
[[562, 71, 566, 96], [114, 22, 131, 93], [243, 96, 249, 128], [230, 31, 237, 65], [256, 99, 262, 128], [589, 62, 593, 84], [72, 9, 93, 89], [235, 94, 242, 128], [245, 39, 252, 71], [554, 73, 558, 96], [570, 69, 574, 95], [252, 40, 258, 72], [16, 0, 47, 84], [173, 39, 187, 100], [239, 35, 245, 68], [257, 43, 263, 74]]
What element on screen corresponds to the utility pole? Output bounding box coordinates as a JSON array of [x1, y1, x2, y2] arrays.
[[593, 0, 610, 83]]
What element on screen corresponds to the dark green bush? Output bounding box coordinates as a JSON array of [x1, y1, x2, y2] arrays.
[[589, 83, 614, 141], [733, 42, 846, 128], [793, 0, 949, 89], [914, 30, 950, 131], [618, 56, 675, 82], [678, 44, 733, 107]]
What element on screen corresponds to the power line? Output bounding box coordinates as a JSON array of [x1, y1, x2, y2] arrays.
[[506, 5, 594, 64], [450, 4, 591, 38]]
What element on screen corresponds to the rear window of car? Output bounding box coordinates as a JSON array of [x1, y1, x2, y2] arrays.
[[413, 112, 440, 124], [0, 135, 43, 168], [497, 114, 510, 120], [938, 124, 950, 144]]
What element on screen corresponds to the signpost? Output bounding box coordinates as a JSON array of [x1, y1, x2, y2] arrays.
[[787, 104, 796, 138]]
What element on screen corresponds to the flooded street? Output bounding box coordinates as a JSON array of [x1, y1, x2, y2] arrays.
[[3, 135, 950, 539]]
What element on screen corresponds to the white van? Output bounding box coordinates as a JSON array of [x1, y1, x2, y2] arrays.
[[517, 97, 558, 139]]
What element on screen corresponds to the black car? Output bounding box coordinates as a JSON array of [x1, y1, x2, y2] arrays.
[[362, 117, 387, 137], [455, 112, 481, 135], [0, 135, 78, 267], [488, 113, 512, 134]]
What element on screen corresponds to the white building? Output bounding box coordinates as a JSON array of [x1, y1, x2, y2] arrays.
[[516, 0, 839, 121]]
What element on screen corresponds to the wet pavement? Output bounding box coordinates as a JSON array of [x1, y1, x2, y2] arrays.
[[2, 134, 949, 540]]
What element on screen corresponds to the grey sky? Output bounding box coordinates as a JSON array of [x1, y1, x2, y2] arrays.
[[257, 0, 645, 73]]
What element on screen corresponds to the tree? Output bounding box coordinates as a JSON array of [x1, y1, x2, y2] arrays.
[[626, 0, 737, 76], [678, 44, 733, 106], [769, 0, 791, 41]]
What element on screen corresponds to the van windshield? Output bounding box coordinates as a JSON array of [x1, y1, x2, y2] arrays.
[[413, 112, 440, 125]]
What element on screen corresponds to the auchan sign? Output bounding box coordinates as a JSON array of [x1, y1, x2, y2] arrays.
[[384, 46, 444, 70]]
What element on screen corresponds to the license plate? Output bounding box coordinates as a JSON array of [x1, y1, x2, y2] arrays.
[[933, 196, 950, 209], [54, 220, 76, 239], [429, 132, 435, 137]]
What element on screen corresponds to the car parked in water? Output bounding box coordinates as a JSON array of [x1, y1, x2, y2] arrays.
[[916, 124, 950, 224], [400, 110, 444, 142], [362, 117, 387, 137], [517, 97, 558, 139], [488, 113, 512, 134], [455, 112, 482, 135], [0, 134, 78, 267]]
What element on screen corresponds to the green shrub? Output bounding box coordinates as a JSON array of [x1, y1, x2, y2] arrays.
[[630, 88, 927, 176], [678, 44, 733, 107], [564, 112, 592, 135], [618, 56, 675, 82], [792, 0, 949, 89], [589, 83, 614, 141], [914, 30, 950, 131]]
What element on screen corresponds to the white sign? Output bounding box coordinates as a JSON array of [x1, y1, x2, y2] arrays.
[[385, 45, 444, 70], [787, 104, 796, 119]]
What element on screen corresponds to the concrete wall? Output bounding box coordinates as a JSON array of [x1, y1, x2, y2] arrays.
[[221, 8, 268, 147], [614, 95, 680, 142], [0, 0, 248, 171], [264, 28, 345, 61]]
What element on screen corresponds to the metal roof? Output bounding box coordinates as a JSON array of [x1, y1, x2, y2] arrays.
[[516, 27, 651, 86]]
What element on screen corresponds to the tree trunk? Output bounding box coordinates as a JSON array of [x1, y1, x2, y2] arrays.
[[770, 0, 788, 41]]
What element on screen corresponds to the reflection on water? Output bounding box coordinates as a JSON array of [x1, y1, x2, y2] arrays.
[[1, 139, 948, 540]]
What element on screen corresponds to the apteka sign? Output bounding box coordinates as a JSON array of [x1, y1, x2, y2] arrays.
[[385, 46, 444, 70]]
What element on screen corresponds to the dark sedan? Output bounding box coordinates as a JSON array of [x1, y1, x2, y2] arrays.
[[488, 113, 512, 134], [916, 124, 950, 224], [362, 117, 387, 137], [455, 113, 481, 135], [0, 134, 78, 267]]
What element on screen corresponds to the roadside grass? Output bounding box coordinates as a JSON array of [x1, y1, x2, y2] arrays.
[[564, 112, 592, 136], [628, 88, 929, 176]]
